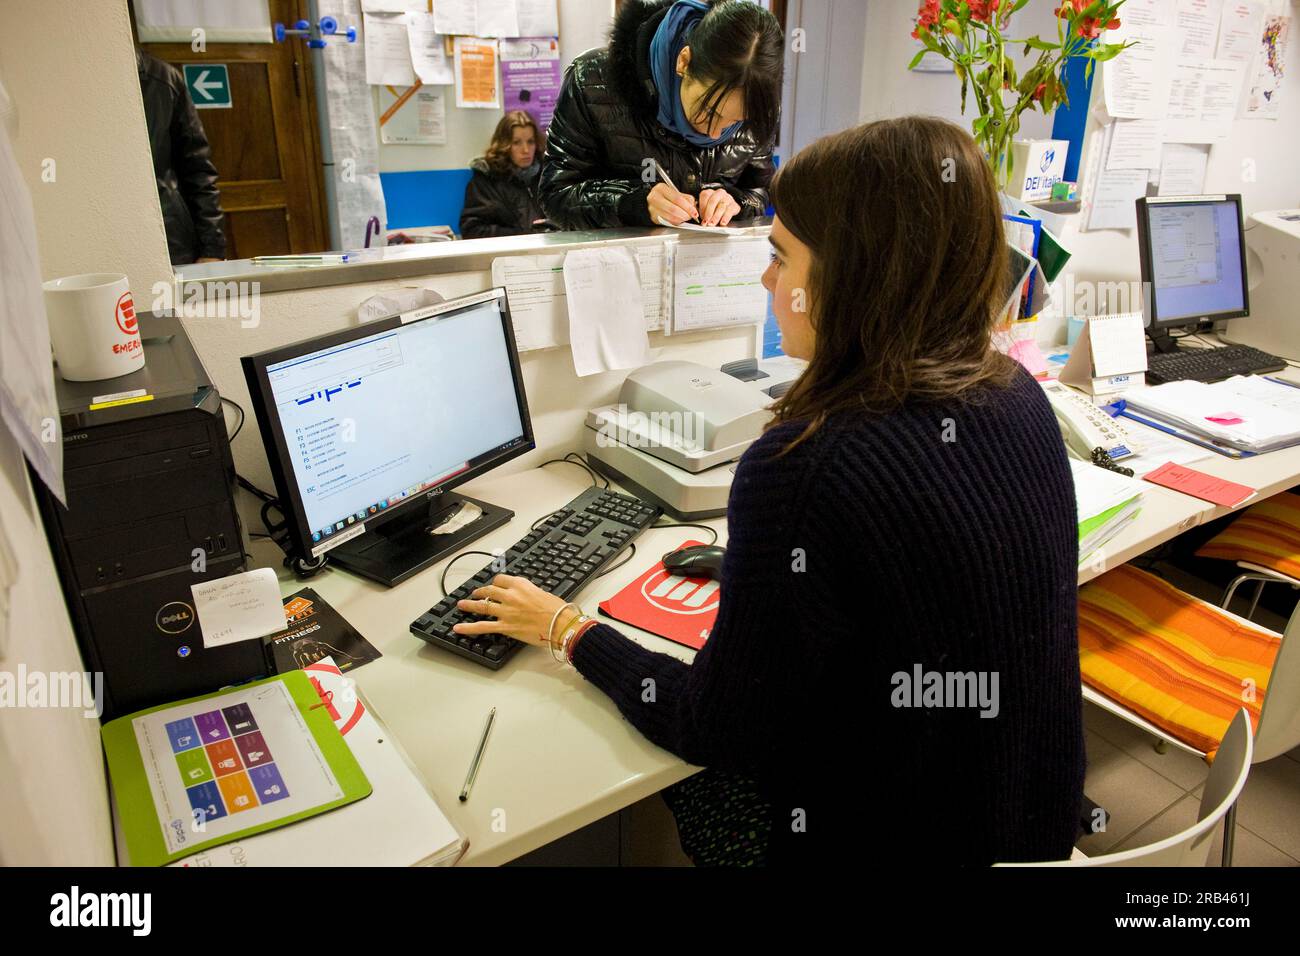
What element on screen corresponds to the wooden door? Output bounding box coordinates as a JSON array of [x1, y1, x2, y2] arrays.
[[140, 0, 328, 258]]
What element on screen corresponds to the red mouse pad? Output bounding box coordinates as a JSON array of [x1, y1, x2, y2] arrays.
[[597, 539, 721, 650]]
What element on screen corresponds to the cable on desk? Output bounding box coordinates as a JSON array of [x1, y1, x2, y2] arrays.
[[238, 474, 276, 502], [650, 520, 720, 546], [566, 452, 610, 488], [538, 454, 609, 489], [439, 550, 498, 599], [531, 508, 565, 532], [596, 542, 637, 578], [221, 396, 247, 442]]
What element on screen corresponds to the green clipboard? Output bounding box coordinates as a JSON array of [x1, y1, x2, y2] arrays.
[[102, 670, 371, 867]]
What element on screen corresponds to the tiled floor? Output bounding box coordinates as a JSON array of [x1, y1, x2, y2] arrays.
[[1076, 561, 1299, 866]]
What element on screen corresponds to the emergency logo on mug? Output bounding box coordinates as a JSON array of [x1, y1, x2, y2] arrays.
[[116, 292, 138, 335]]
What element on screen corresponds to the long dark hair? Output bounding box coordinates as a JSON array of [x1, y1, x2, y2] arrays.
[[684, 0, 784, 145], [484, 110, 545, 175], [768, 116, 1016, 448]]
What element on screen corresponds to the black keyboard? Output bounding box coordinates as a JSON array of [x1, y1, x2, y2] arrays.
[[409, 487, 661, 669], [1147, 344, 1287, 385]]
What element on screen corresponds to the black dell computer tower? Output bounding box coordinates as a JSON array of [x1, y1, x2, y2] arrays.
[[35, 313, 267, 720]]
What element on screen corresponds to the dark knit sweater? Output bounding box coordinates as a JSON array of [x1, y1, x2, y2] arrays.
[[573, 365, 1085, 866]]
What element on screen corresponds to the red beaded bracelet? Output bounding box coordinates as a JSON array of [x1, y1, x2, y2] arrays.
[[564, 618, 600, 664]]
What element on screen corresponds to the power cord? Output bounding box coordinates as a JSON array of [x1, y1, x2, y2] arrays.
[[439, 550, 498, 599], [220, 396, 247, 442], [651, 520, 720, 546], [538, 453, 609, 489], [596, 542, 637, 578]]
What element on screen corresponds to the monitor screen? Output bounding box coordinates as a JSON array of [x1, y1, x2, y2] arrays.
[[243, 288, 533, 559], [1138, 196, 1249, 329]]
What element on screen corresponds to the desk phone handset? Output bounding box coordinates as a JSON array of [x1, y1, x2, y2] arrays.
[[1042, 381, 1142, 463]]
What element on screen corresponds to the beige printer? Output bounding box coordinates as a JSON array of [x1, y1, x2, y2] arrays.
[[1238, 209, 1300, 361], [583, 361, 775, 519]]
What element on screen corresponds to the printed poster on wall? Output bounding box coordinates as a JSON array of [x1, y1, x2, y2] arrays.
[[454, 36, 501, 108], [1244, 13, 1291, 118], [379, 87, 447, 144], [500, 38, 562, 129]]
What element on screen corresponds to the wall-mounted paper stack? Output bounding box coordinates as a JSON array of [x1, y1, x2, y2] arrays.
[[1071, 459, 1145, 568], [1125, 376, 1300, 454]]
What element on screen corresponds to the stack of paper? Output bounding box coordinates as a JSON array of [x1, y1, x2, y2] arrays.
[[1126, 376, 1300, 453], [1071, 459, 1145, 567]]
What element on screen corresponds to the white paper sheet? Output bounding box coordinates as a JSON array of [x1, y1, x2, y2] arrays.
[[476, 0, 520, 38], [0, 82, 63, 503], [320, 0, 388, 250], [192, 568, 286, 649], [1086, 313, 1148, 376], [1157, 142, 1211, 194], [1105, 118, 1164, 169], [133, 0, 272, 42], [1176, 0, 1225, 57], [405, 11, 455, 84], [379, 87, 446, 144], [672, 239, 771, 332], [363, 11, 416, 85], [491, 253, 568, 350], [563, 247, 651, 376], [1165, 56, 1245, 141], [516, 0, 559, 36], [360, 0, 423, 11], [434, 0, 478, 35], [634, 244, 669, 331], [1216, 0, 1265, 60], [1085, 125, 1150, 232], [1103, 22, 1177, 119]]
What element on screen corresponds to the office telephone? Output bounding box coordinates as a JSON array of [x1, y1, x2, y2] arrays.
[[1042, 381, 1142, 462]]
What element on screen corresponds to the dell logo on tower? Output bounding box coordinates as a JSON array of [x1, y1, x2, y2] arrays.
[[156, 601, 195, 634]]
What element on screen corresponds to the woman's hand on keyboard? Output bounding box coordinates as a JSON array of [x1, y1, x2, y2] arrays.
[[453, 574, 578, 648]]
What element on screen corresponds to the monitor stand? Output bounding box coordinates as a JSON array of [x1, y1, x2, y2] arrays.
[[325, 492, 514, 588], [1148, 327, 1190, 354]]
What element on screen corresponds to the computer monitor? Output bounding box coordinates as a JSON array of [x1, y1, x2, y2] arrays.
[[241, 288, 534, 586], [1136, 194, 1250, 352]]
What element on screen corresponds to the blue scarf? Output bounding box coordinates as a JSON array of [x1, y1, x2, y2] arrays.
[[649, 0, 742, 147]]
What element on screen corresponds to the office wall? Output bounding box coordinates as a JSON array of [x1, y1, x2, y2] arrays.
[[0, 0, 172, 294]]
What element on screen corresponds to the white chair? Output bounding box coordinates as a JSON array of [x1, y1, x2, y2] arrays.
[[997, 708, 1253, 867]]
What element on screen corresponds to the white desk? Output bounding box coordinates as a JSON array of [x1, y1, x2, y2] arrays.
[[251, 465, 718, 866], [246, 367, 1300, 865]]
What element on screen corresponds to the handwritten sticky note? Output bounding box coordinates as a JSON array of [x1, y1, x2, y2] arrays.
[[1143, 462, 1256, 509], [191, 568, 287, 649]]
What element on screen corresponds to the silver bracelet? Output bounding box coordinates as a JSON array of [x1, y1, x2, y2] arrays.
[[547, 602, 580, 663]]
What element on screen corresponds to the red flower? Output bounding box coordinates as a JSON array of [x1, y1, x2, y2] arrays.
[[1075, 15, 1121, 39], [913, 0, 941, 37], [1033, 82, 1047, 100], [969, 0, 1001, 23]]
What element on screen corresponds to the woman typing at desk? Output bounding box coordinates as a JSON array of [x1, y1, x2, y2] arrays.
[[453, 117, 1085, 867]]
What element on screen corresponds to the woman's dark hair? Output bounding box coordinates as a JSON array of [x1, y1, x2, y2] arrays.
[[768, 116, 1016, 449], [484, 110, 545, 175], [684, 0, 784, 145]]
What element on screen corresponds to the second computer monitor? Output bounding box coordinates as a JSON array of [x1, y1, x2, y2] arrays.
[[1136, 194, 1250, 348]]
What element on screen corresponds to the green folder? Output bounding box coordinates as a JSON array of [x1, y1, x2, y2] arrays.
[[103, 670, 371, 867], [1018, 207, 1071, 283], [1078, 499, 1137, 544]]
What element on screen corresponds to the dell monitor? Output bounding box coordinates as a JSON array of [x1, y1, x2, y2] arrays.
[[1136, 194, 1250, 353], [241, 288, 534, 586]]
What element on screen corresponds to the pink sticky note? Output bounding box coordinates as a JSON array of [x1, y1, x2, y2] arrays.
[[1206, 412, 1246, 426], [1007, 339, 1049, 377]]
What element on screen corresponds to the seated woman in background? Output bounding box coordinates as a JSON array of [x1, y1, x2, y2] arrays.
[[459, 110, 549, 239], [454, 116, 1085, 866]]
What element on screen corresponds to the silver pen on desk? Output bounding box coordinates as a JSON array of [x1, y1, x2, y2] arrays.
[[459, 706, 496, 802]]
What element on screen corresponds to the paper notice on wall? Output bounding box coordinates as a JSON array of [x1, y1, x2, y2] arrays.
[[1243, 13, 1291, 118], [1103, 25, 1177, 119], [379, 87, 446, 144], [435, 0, 479, 35], [500, 37, 562, 129], [1165, 57, 1246, 141], [133, 0, 272, 43], [491, 254, 568, 351], [1157, 142, 1211, 195], [1176, 0, 1224, 58], [1084, 124, 1149, 232], [1216, 0, 1265, 60], [320, 0, 387, 250], [454, 36, 501, 108], [634, 244, 669, 331], [516, 0, 559, 36], [405, 12, 455, 84], [1105, 118, 1163, 169], [476, 0, 520, 38], [0, 90, 63, 503], [363, 11, 416, 85], [672, 239, 771, 332], [564, 247, 652, 377]]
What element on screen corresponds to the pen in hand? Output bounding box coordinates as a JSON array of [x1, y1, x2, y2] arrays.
[[459, 706, 496, 802], [652, 160, 699, 225]]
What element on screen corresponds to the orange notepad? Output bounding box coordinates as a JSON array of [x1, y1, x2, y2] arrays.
[[1144, 462, 1256, 508]]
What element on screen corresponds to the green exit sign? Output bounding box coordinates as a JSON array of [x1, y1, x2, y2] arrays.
[[183, 64, 231, 109]]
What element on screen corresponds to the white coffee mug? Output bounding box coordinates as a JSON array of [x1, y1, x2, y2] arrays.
[[43, 273, 146, 381]]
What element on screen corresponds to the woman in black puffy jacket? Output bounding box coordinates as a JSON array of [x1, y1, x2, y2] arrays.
[[459, 111, 549, 239], [541, 0, 782, 231]]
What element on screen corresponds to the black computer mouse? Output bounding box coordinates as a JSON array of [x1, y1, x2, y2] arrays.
[[662, 545, 726, 580]]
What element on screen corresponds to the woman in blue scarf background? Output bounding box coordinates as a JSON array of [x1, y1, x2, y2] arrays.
[[541, 0, 783, 230]]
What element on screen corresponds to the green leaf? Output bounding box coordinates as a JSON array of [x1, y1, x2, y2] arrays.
[[1087, 42, 1125, 62], [1022, 36, 1059, 51], [907, 48, 928, 70], [1011, 0, 1031, 12]]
